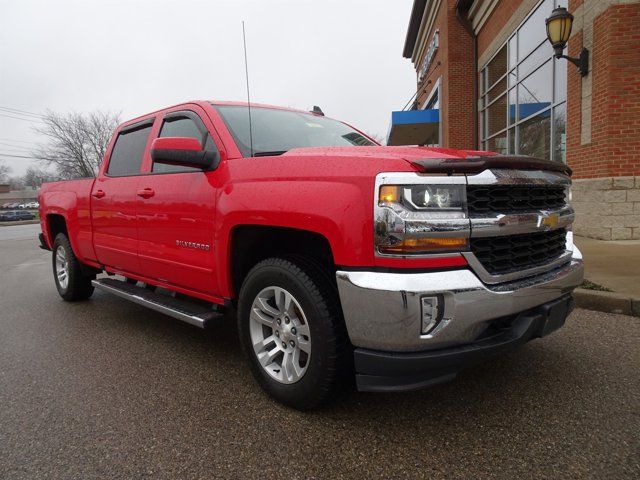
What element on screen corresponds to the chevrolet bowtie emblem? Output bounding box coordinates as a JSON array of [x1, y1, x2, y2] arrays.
[[540, 213, 559, 229]]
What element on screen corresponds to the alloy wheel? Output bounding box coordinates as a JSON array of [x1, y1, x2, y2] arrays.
[[55, 246, 69, 290], [249, 286, 312, 384]]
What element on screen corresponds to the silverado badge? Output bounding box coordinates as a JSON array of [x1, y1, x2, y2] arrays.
[[176, 240, 210, 251]]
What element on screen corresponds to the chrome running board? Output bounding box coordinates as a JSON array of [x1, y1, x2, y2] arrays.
[[92, 278, 223, 328]]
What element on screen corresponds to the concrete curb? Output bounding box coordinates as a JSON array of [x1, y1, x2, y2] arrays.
[[574, 288, 640, 317], [0, 220, 40, 227]]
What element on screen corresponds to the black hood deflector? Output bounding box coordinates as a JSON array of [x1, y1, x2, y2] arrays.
[[410, 155, 572, 176]]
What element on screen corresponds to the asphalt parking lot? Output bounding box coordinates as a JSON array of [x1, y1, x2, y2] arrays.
[[1, 224, 638, 479]]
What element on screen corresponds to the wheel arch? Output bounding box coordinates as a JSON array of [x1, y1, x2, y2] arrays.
[[46, 213, 68, 245], [227, 225, 336, 299], [46, 213, 101, 276]]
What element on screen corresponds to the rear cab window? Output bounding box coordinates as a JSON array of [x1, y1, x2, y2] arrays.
[[106, 123, 153, 176]]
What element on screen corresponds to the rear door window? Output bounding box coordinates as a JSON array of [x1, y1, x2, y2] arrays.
[[152, 113, 218, 174], [107, 123, 152, 176]]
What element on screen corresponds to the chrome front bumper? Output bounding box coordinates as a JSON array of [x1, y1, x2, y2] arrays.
[[336, 247, 583, 352]]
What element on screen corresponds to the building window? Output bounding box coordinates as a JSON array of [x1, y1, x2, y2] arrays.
[[423, 79, 440, 146], [480, 0, 567, 162], [424, 86, 439, 110]]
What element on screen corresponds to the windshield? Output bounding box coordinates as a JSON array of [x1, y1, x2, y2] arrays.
[[214, 105, 377, 157]]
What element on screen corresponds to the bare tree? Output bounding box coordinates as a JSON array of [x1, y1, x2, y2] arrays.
[[22, 166, 60, 188], [33, 111, 120, 179], [0, 161, 11, 183], [8, 176, 24, 191]]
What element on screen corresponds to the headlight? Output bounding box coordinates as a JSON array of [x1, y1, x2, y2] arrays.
[[379, 185, 465, 211], [404, 185, 464, 210], [375, 182, 469, 255]]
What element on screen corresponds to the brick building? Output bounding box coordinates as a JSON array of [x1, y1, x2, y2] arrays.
[[397, 0, 640, 240], [0, 186, 38, 205]]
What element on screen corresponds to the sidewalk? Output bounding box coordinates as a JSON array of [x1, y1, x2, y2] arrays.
[[574, 235, 640, 297]]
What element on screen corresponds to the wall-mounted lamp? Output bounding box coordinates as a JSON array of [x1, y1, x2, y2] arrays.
[[545, 7, 589, 77]]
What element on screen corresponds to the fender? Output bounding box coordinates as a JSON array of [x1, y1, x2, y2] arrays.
[[40, 180, 97, 264], [210, 150, 428, 298], [215, 178, 374, 298]]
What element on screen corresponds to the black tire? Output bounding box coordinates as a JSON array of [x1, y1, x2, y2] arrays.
[[238, 257, 350, 410], [52, 233, 95, 301]]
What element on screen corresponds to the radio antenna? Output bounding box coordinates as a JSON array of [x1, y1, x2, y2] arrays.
[[242, 21, 254, 157]]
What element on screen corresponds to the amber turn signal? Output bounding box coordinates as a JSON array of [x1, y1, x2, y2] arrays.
[[379, 185, 399, 204], [379, 237, 468, 254]]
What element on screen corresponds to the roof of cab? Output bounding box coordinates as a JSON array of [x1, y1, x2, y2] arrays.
[[118, 100, 324, 130]]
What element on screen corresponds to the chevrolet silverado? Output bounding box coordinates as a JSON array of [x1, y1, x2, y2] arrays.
[[38, 100, 583, 409]]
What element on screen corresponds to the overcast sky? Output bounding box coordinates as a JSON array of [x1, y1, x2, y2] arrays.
[[0, 0, 415, 176]]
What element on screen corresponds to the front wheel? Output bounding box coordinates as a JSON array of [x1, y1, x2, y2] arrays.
[[238, 257, 349, 410], [52, 233, 95, 301]]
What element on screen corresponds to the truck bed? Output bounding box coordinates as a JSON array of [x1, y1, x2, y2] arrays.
[[39, 177, 96, 262]]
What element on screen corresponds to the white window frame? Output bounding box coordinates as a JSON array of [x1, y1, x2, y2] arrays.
[[422, 77, 442, 147], [479, 0, 568, 162]]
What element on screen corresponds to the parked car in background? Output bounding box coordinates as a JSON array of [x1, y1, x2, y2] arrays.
[[24, 201, 39, 209], [0, 210, 35, 221], [1, 202, 13, 209]]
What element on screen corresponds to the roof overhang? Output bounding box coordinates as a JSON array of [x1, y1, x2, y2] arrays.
[[387, 109, 440, 146], [403, 0, 428, 58]]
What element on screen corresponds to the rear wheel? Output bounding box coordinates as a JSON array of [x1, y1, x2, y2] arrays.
[[52, 233, 95, 301], [238, 257, 349, 410]]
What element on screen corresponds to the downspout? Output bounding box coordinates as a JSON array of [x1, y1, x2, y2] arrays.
[[455, 0, 478, 149]]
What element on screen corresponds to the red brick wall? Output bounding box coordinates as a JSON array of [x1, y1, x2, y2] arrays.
[[416, 0, 475, 149], [477, 0, 524, 58], [567, 4, 640, 178], [446, 0, 476, 149], [569, 0, 583, 10]]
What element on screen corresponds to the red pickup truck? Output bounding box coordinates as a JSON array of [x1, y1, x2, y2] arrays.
[[38, 100, 583, 409]]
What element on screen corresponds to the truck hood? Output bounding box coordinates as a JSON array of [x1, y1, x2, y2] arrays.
[[284, 145, 490, 162], [283, 146, 571, 176]]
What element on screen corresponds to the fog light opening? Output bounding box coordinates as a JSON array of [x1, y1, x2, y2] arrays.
[[421, 295, 442, 335]]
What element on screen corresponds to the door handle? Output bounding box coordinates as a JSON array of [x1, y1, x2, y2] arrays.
[[92, 189, 105, 199], [137, 188, 155, 199]]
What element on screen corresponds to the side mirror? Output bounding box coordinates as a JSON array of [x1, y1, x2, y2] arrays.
[[150, 137, 219, 169]]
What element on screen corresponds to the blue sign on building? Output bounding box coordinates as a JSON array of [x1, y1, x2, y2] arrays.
[[387, 108, 440, 146]]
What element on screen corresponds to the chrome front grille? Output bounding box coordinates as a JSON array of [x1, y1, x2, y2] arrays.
[[373, 168, 574, 283], [465, 168, 573, 281], [466, 185, 565, 214], [469, 229, 568, 276]]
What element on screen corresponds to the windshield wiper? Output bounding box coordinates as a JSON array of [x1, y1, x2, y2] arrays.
[[253, 150, 288, 157]]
